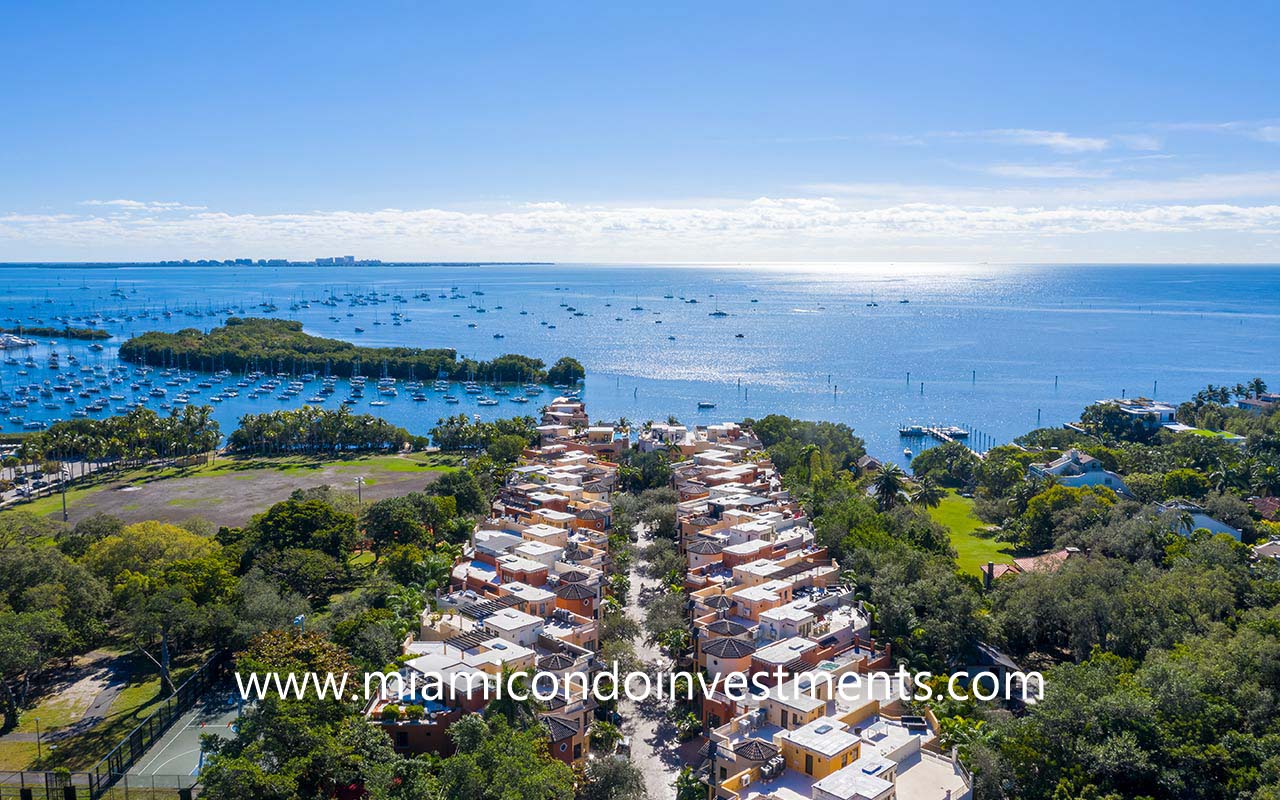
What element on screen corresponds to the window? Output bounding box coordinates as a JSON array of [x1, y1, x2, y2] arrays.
[[574, 743, 582, 759], [560, 743, 568, 752], [395, 732, 408, 748]]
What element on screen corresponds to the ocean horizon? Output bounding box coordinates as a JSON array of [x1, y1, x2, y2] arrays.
[[3, 261, 1277, 464]]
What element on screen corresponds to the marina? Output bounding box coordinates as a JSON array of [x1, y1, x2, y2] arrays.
[[0, 262, 1276, 464]]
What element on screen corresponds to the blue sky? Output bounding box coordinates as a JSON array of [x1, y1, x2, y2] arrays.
[[2, 1, 1279, 262]]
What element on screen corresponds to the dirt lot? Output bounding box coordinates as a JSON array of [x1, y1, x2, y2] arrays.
[[24, 455, 455, 528]]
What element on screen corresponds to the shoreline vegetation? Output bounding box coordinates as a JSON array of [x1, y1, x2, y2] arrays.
[[117, 317, 585, 384], [0, 325, 112, 341]]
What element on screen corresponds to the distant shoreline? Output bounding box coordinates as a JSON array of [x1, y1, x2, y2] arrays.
[[0, 261, 558, 269]]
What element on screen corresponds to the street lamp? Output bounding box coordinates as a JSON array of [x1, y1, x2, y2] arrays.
[[34, 717, 42, 760], [60, 467, 71, 522], [354, 476, 365, 506]]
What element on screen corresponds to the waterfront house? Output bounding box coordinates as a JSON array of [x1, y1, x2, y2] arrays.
[[1027, 449, 1131, 496]]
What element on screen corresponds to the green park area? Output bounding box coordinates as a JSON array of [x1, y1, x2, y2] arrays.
[[928, 489, 1015, 574]]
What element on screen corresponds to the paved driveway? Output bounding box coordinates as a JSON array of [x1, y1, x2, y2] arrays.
[[619, 524, 703, 799]]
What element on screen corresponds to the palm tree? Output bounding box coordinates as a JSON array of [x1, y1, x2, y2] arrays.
[[1249, 376, 1269, 398], [1252, 463, 1280, 498], [910, 477, 946, 509], [1209, 458, 1247, 494], [800, 443, 822, 485], [589, 720, 623, 753], [872, 463, 908, 511], [485, 668, 541, 728], [413, 552, 454, 592], [658, 627, 691, 655]]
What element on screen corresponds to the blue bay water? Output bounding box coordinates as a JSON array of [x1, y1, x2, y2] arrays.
[[1, 262, 1276, 466]]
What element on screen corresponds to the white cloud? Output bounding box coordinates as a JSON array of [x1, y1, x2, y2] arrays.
[[804, 170, 1280, 205], [79, 199, 208, 211], [900, 128, 1164, 154], [986, 164, 1114, 179], [1112, 134, 1163, 151], [1255, 126, 1280, 144], [4, 189, 1280, 263], [1162, 120, 1280, 144], [983, 129, 1110, 153]]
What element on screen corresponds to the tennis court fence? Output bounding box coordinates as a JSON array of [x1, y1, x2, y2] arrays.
[[0, 651, 229, 800]]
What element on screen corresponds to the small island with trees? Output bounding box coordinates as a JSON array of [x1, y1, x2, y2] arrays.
[[118, 317, 585, 385], [0, 325, 112, 341]]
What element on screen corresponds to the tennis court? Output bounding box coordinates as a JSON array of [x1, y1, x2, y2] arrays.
[[126, 694, 243, 778]]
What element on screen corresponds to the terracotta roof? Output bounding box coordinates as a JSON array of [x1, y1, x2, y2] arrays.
[[1250, 496, 1280, 520], [702, 637, 756, 658], [1013, 547, 1077, 573], [556, 582, 596, 600], [987, 563, 1022, 581]]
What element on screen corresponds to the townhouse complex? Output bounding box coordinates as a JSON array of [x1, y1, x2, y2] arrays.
[[646, 422, 973, 800], [367, 403, 972, 799]]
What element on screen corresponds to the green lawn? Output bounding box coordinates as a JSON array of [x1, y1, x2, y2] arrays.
[[1183, 428, 1245, 441], [929, 490, 1015, 574], [0, 739, 39, 771]]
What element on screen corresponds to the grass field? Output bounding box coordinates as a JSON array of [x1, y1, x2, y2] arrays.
[[929, 489, 1015, 574], [0, 652, 185, 772], [4, 452, 460, 527], [1183, 427, 1245, 441]]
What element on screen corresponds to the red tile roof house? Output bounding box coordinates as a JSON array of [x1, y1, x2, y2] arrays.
[[1249, 496, 1280, 521], [982, 547, 1084, 587]]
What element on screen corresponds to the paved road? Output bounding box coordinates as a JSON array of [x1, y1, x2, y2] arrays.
[[0, 459, 104, 510], [619, 524, 702, 800]]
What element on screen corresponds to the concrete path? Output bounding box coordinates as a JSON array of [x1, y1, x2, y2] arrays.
[[619, 523, 699, 800]]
